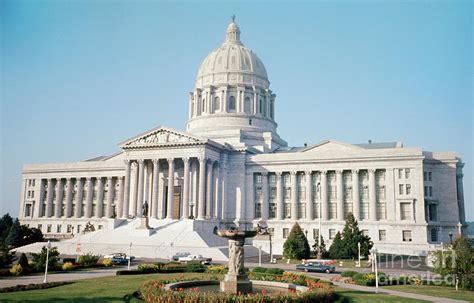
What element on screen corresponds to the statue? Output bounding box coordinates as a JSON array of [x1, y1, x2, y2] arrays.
[[228, 239, 245, 275], [84, 221, 95, 232], [142, 200, 149, 217]]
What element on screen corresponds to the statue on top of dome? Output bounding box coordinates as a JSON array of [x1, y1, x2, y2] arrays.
[[231, 14, 235, 23]]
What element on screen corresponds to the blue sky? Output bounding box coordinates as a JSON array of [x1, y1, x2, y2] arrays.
[[1, 0, 472, 220]]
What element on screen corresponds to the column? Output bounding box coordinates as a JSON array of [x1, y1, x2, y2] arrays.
[[214, 161, 221, 219], [54, 179, 63, 218], [85, 177, 93, 218], [151, 159, 160, 219], [136, 160, 145, 217], [64, 178, 73, 218], [191, 161, 198, 218], [369, 169, 377, 221], [320, 171, 328, 221], [130, 162, 138, 217], [352, 170, 360, 220], [336, 170, 344, 221], [305, 171, 313, 220], [117, 176, 124, 218], [34, 179, 45, 218], [45, 179, 54, 217], [75, 178, 83, 218], [261, 172, 269, 220], [95, 178, 104, 218], [290, 171, 298, 220], [220, 154, 228, 220], [122, 160, 131, 218], [206, 160, 214, 218], [166, 158, 175, 219], [106, 177, 114, 218], [182, 157, 190, 219], [276, 172, 283, 220], [197, 157, 206, 220]]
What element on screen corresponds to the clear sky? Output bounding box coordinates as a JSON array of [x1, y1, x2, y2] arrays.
[[1, 0, 472, 220]]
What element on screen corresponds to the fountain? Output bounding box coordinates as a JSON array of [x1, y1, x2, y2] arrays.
[[216, 227, 257, 294]]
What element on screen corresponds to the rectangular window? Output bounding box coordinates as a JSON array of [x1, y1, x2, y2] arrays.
[[32, 180, 35, 186], [377, 203, 387, 220], [269, 174, 276, 183], [298, 186, 306, 200], [429, 186, 433, 197], [41, 204, 46, 217], [298, 203, 306, 219], [328, 203, 337, 219], [313, 229, 320, 240], [71, 204, 76, 217], [361, 202, 369, 220], [430, 228, 438, 242], [329, 229, 336, 239], [283, 174, 290, 184], [379, 230, 386, 241], [24, 204, 32, 217], [254, 203, 262, 218], [399, 184, 404, 195], [313, 203, 320, 219], [56, 224, 62, 233], [47, 224, 52, 233], [362, 229, 369, 237], [402, 230, 412, 242], [398, 169, 403, 179], [344, 186, 353, 200], [284, 203, 291, 218], [283, 228, 289, 238], [270, 187, 277, 199], [255, 187, 262, 202], [98, 225, 103, 230], [269, 203, 276, 219], [428, 172, 432, 181], [400, 202, 411, 220], [284, 188, 291, 200], [256, 174, 262, 183], [423, 172, 427, 181], [329, 186, 337, 199], [406, 184, 411, 195], [37, 224, 42, 231], [377, 186, 386, 200], [67, 224, 72, 233], [405, 169, 410, 179], [424, 186, 428, 197], [376, 171, 386, 181], [344, 202, 353, 215], [31, 191, 34, 198], [429, 204, 438, 221], [77, 225, 82, 233], [362, 186, 369, 200]]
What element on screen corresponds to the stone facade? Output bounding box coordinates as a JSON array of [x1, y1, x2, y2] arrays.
[[18, 20, 466, 257]]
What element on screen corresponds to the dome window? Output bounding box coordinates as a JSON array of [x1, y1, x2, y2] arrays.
[[244, 97, 251, 114], [214, 97, 220, 112], [202, 99, 206, 113], [229, 96, 236, 111]]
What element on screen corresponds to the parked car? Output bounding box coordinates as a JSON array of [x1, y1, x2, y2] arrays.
[[178, 254, 212, 265], [296, 262, 336, 273], [104, 253, 134, 265], [171, 252, 191, 261]]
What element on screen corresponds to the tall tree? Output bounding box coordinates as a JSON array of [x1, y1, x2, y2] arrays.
[[329, 212, 373, 259], [5, 219, 22, 248], [283, 223, 311, 259], [31, 245, 60, 271], [312, 236, 328, 258], [328, 232, 344, 259], [0, 213, 13, 243]]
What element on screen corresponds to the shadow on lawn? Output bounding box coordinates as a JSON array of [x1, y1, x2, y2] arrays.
[[0, 297, 135, 303]]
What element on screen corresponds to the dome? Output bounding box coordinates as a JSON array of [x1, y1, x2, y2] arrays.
[[195, 21, 269, 89]]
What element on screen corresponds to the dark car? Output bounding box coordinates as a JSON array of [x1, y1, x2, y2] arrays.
[[296, 262, 336, 273]]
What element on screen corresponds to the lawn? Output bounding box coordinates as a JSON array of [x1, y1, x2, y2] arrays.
[[383, 284, 474, 302], [334, 287, 429, 303]]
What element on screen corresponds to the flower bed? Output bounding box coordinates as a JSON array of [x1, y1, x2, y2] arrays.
[[0, 281, 73, 293]]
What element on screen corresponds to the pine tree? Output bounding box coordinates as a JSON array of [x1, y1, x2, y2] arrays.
[[18, 253, 29, 269], [312, 236, 327, 258], [283, 223, 311, 260], [31, 245, 60, 271], [328, 232, 344, 259], [0, 213, 13, 244], [5, 219, 22, 248]]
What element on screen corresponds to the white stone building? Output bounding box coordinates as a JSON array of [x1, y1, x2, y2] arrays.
[[18, 20, 466, 258]]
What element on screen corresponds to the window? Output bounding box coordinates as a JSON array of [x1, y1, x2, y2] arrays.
[[329, 186, 337, 199], [377, 186, 386, 200], [429, 204, 438, 221], [283, 174, 290, 184], [37, 224, 42, 231], [429, 186, 433, 197], [284, 203, 291, 218], [254, 187, 262, 202], [283, 228, 289, 238], [47, 224, 52, 233], [423, 172, 427, 181], [406, 184, 411, 195], [361, 202, 369, 220], [255, 174, 262, 183], [344, 186, 353, 200], [214, 96, 220, 111], [329, 229, 336, 239], [24, 204, 32, 217], [298, 186, 306, 200], [284, 188, 291, 200], [57, 224, 62, 233], [399, 184, 404, 195], [67, 225, 72, 233], [259, 98, 263, 114], [244, 97, 251, 114], [202, 99, 206, 113], [428, 172, 432, 181], [328, 203, 337, 219], [398, 169, 403, 179], [402, 230, 412, 242], [98, 225, 103, 230], [405, 169, 410, 179], [269, 203, 276, 218], [254, 203, 262, 218], [424, 186, 428, 197], [379, 230, 386, 241], [32, 180, 35, 186], [77, 225, 82, 233], [313, 229, 320, 240], [362, 230, 369, 237], [31, 191, 34, 198], [270, 187, 277, 199], [377, 203, 387, 220], [298, 203, 306, 219], [430, 228, 438, 242], [228, 96, 236, 111], [400, 202, 411, 220], [269, 174, 276, 183]]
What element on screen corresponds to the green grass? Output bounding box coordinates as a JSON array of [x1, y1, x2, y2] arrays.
[[0, 272, 210, 303], [383, 284, 474, 302], [335, 287, 429, 303]]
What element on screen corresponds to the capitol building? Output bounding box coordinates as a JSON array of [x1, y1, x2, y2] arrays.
[[18, 20, 466, 258]]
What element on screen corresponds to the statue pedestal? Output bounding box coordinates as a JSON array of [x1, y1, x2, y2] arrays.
[[220, 274, 252, 294], [136, 217, 150, 230]]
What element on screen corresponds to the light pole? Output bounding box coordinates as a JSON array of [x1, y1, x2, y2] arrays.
[[318, 182, 322, 259], [449, 232, 453, 245], [357, 242, 361, 268], [258, 245, 262, 267], [371, 248, 379, 293], [128, 242, 132, 270], [43, 240, 52, 283], [441, 242, 445, 267]]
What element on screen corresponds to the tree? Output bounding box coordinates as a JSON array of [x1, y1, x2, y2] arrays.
[[432, 237, 473, 290], [0, 214, 13, 243], [328, 232, 345, 259], [312, 236, 328, 258], [17, 253, 29, 269], [31, 245, 60, 271], [328, 212, 373, 259], [0, 213, 15, 268], [283, 223, 310, 260], [5, 219, 22, 248]]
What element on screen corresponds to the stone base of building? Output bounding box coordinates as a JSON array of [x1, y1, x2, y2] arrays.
[[220, 274, 253, 294]]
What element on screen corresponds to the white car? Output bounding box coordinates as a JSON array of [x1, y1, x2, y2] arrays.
[[178, 254, 212, 265]]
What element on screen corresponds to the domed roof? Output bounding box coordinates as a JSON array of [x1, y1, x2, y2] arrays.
[[195, 19, 269, 89]]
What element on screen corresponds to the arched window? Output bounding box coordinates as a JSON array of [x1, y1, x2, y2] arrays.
[[214, 97, 220, 111], [244, 97, 251, 114], [229, 96, 236, 111], [259, 98, 263, 114], [202, 99, 206, 113]]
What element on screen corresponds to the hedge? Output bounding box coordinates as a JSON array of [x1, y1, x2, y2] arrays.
[[0, 282, 72, 293]]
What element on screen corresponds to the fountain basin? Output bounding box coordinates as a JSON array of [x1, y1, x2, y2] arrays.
[[165, 280, 309, 294]]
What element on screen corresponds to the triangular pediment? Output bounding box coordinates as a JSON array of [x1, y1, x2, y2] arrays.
[[300, 140, 364, 153], [120, 126, 205, 149]]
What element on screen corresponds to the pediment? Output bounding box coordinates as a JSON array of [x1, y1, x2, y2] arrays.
[[300, 140, 364, 154], [120, 126, 204, 149]]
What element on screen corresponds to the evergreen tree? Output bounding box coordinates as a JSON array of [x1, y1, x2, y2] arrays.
[[328, 231, 345, 259], [5, 219, 22, 248], [0, 213, 13, 243], [18, 253, 29, 269], [31, 245, 60, 271], [328, 213, 373, 259], [312, 236, 327, 258], [283, 223, 310, 260]]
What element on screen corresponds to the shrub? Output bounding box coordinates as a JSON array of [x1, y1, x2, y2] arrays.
[[9, 264, 23, 276], [252, 267, 267, 273], [17, 253, 29, 269], [0, 281, 72, 293], [0, 268, 11, 276], [102, 258, 113, 267], [185, 262, 205, 273], [206, 265, 228, 274], [341, 270, 358, 278], [62, 258, 76, 264], [138, 263, 160, 273], [62, 262, 74, 271], [77, 253, 99, 267], [266, 268, 285, 275], [31, 245, 60, 271], [116, 270, 141, 275], [159, 262, 187, 273]]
